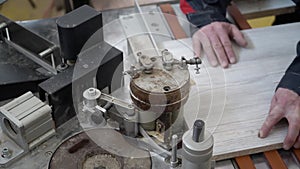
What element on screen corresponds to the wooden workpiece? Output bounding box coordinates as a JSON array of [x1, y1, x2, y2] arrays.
[[159, 22, 300, 160]]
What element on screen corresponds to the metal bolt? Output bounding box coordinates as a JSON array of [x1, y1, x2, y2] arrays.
[[1, 147, 12, 159], [83, 64, 89, 68], [56, 63, 68, 72], [170, 135, 179, 168], [88, 88, 96, 96], [44, 151, 53, 157]]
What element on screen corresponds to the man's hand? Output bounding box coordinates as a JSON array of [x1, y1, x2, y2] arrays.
[[259, 88, 300, 150], [192, 22, 247, 68]]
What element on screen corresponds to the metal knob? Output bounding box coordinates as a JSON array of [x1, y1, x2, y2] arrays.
[[192, 119, 205, 142]]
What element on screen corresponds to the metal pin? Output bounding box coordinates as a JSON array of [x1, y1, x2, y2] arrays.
[[5, 28, 10, 41], [39, 47, 54, 57], [50, 54, 56, 69], [171, 134, 179, 168]]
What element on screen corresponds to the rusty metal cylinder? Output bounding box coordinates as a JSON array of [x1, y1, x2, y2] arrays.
[[129, 67, 190, 132]]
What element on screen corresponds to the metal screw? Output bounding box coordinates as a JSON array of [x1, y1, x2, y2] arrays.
[[1, 147, 12, 159], [45, 151, 53, 157], [83, 64, 89, 68], [170, 135, 179, 168]]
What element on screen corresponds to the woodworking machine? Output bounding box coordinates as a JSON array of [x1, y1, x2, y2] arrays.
[[0, 2, 214, 169], [0, 1, 299, 169]]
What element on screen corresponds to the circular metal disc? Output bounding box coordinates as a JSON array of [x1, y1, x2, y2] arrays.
[[49, 128, 151, 169]]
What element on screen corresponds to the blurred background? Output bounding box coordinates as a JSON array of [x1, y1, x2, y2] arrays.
[[0, 0, 275, 28]]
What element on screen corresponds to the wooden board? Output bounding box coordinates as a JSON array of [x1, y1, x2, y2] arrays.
[[159, 22, 300, 160], [227, 2, 251, 30], [234, 0, 296, 19], [159, 4, 187, 39], [91, 0, 177, 11]]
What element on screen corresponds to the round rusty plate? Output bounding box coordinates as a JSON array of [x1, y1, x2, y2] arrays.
[[49, 128, 151, 169]]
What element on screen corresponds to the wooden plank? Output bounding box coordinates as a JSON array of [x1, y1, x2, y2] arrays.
[[235, 155, 256, 169], [90, 0, 177, 11], [264, 150, 288, 169], [159, 4, 187, 39], [160, 22, 300, 161], [234, 0, 296, 19], [292, 149, 300, 162], [227, 2, 251, 30]]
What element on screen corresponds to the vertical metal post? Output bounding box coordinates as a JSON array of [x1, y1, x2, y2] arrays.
[[171, 134, 179, 168]]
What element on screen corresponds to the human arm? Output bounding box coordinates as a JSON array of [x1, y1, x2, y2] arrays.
[[259, 41, 300, 150], [180, 0, 247, 68]]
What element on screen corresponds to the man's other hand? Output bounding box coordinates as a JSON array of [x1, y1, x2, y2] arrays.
[[259, 88, 300, 150], [192, 22, 247, 68]]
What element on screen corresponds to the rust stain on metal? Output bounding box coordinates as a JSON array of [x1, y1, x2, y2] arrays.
[[130, 68, 190, 112], [68, 139, 89, 154], [49, 129, 151, 169]]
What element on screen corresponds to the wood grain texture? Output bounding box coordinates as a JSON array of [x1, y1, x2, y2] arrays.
[[159, 4, 187, 39], [264, 150, 287, 169], [235, 155, 256, 169], [159, 23, 300, 160]]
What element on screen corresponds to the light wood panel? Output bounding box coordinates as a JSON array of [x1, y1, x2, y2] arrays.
[[159, 23, 300, 160], [234, 0, 296, 19]]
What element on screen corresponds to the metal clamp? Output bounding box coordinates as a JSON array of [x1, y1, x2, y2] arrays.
[[0, 92, 56, 167]]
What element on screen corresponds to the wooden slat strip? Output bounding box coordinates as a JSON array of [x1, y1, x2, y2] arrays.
[[264, 150, 287, 169], [91, 0, 177, 11], [159, 4, 187, 39], [293, 149, 300, 162], [227, 2, 251, 30], [235, 155, 256, 169]]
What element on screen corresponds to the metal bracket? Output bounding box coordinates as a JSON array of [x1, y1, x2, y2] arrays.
[[0, 15, 60, 75]]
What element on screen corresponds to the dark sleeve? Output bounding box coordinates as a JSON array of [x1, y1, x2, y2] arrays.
[[277, 41, 300, 95], [292, 0, 300, 6], [186, 0, 232, 28]]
